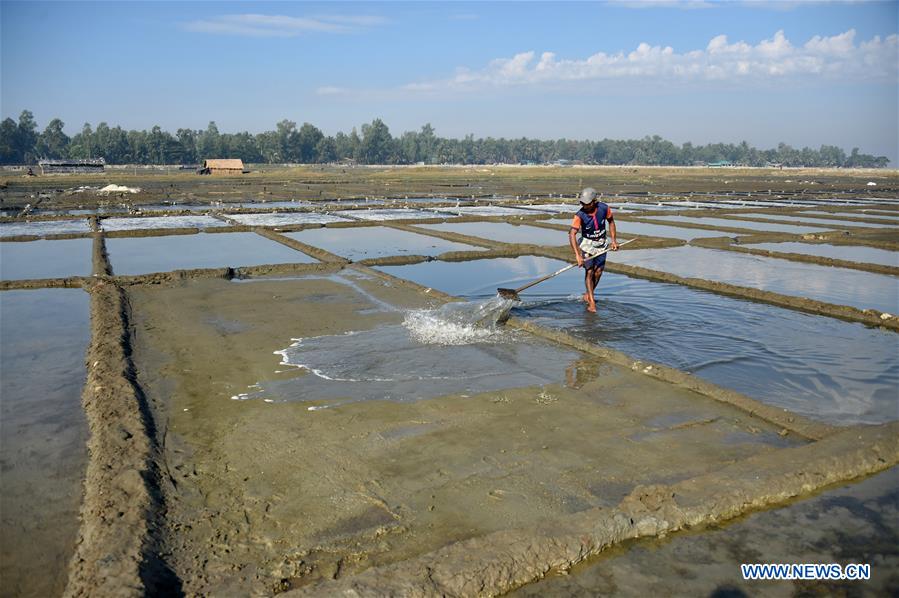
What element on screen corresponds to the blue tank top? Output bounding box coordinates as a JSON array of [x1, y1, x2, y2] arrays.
[[576, 202, 609, 241]]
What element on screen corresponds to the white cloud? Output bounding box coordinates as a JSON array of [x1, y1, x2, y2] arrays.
[[382, 29, 897, 95], [184, 13, 385, 37]]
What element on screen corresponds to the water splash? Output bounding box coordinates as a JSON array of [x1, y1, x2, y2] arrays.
[[403, 295, 517, 345]]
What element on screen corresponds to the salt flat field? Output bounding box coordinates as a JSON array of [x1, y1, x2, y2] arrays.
[[2, 168, 896, 597]]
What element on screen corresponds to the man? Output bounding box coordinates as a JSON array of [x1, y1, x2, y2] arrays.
[[569, 187, 619, 313]]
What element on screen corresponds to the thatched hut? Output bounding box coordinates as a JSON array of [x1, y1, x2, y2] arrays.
[[199, 159, 245, 175]]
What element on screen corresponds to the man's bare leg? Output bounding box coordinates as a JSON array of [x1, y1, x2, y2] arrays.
[[584, 267, 597, 312]]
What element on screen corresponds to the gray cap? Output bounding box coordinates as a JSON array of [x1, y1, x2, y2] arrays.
[[579, 187, 598, 204]]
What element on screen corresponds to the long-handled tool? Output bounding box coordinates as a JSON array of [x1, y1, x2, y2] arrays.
[[497, 239, 634, 301]]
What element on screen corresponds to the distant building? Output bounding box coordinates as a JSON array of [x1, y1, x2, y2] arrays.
[[707, 160, 733, 168], [199, 159, 245, 175], [38, 158, 105, 174]]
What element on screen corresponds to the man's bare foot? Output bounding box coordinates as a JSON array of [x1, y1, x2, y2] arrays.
[[582, 293, 590, 303], [586, 302, 597, 313]]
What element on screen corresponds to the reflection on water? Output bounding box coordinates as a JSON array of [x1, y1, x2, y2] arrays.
[[434, 205, 535, 217], [743, 242, 898, 268], [379, 258, 898, 425], [106, 231, 317, 275], [416, 222, 571, 246], [285, 226, 485, 260], [545, 219, 733, 240], [378, 255, 573, 298], [333, 208, 455, 221], [728, 213, 899, 229], [0, 289, 90, 597], [644, 215, 840, 234], [615, 246, 899, 314], [520, 274, 899, 425], [1, 238, 93, 280]]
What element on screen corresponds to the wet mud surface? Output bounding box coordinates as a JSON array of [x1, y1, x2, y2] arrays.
[[128, 273, 806, 595], [511, 466, 898, 597]]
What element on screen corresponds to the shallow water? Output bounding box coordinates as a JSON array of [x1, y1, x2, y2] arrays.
[[657, 201, 729, 209], [0, 289, 90, 597], [644, 215, 840, 234], [728, 213, 898, 229], [742, 242, 898, 268], [607, 202, 688, 211], [134, 202, 217, 212], [434, 205, 535, 217], [284, 226, 486, 260], [379, 258, 898, 424], [515, 203, 582, 214], [0, 219, 91, 238], [1, 238, 93, 280], [614, 246, 899, 313], [801, 210, 899, 220], [106, 232, 317, 275], [378, 255, 576, 297], [387, 196, 460, 204], [512, 466, 898, 597], [227, 212, 350, 226], [233, 295, 577, 409], [100, 215, 227, 231], [716, 199, 838, 208], [416, 222, 572, 246], [226, 200, 313, 210], [333, 208, 455, 221], [546, 219, 734, 240]]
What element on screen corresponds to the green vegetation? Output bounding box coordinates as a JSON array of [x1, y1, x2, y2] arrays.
[[0, 110, 890, 168]]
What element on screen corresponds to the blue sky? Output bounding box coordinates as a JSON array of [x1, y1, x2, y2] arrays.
[[2, 1, 897, 161]]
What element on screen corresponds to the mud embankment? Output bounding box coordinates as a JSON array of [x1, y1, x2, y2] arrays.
[[64, 279, 176, 597], [252, 227, 349, 263], [287, 421, 899, 597], [0, 276, 87, 291]]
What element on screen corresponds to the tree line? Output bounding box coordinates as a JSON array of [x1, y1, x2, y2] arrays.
[[0, 110, 890, 168]]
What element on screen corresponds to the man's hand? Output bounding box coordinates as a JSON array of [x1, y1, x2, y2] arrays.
[[576, 253, 584, 266], [611, 240, 619, 251]]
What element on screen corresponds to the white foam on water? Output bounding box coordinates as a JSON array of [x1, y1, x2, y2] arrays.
[[403, 296, 517, 346]]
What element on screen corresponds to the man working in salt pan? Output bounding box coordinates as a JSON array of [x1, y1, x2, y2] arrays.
[[569, 187, 619, 313]]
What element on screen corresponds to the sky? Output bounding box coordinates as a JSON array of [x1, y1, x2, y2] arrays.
[[2, 1, 897, 161]]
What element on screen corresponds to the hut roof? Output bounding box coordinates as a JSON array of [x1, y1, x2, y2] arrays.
[[203, 159, 244, 170]]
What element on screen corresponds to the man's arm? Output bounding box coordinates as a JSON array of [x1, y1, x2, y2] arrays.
[[607, 207, 619, 251], [569, 228, 583, 266]]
